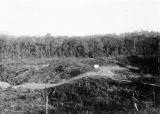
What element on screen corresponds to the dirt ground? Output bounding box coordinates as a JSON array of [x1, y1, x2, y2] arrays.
[[12, 65, 128, 90]]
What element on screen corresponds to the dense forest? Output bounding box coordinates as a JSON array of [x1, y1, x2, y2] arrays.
[[0, 31, 159, 59]]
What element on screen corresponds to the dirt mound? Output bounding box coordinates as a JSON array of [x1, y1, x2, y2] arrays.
[[14, 65, 128, 90], [29, 58, 93, 83]]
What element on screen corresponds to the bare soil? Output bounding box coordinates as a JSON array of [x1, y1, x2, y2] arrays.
[[13, 65, 127, 90]]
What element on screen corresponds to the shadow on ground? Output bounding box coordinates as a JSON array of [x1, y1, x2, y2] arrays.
[[117, 55, 158, 75]]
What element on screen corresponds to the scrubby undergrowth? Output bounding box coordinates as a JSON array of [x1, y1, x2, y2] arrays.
[[47, 78, 132, 111], [0, 57, 117, 85], [0, 56, 159, 113], [46, 77, 160, 112]]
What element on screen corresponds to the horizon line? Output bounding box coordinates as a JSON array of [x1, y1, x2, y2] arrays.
[[0, 30, 160, 38]]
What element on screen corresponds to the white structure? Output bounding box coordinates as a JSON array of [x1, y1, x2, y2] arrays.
[[94, 64, 99, 69]]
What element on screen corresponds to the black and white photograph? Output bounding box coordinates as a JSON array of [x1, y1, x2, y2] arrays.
[[0, 0, 160, 113]]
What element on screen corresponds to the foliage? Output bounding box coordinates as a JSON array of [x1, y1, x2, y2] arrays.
[[47, 78, 133, 111], [42, 58, 93, 81], [0, 31, 159, 59], [0, 66, 34, 85]]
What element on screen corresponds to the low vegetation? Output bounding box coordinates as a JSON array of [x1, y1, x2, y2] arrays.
[[0, 31, 159, 113]]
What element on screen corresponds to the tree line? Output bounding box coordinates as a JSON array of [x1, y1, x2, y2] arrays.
[[0, 31, 159, 59]]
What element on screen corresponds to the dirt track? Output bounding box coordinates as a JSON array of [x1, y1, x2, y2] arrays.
[[0, 81, 10, 89], [13, 65, 126, 90]]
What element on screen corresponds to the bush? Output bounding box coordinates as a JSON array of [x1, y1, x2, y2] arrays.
[[47, 78, 133, 111], [48, 58, 93, 79]]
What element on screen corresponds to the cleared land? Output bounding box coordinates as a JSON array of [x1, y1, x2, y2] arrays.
[[0, 64, 128, 90], [0, 57, 158, 113], [13, 65, 126, 89]]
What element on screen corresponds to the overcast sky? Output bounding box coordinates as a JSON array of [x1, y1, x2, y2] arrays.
[[0, 0, 159, 36]]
